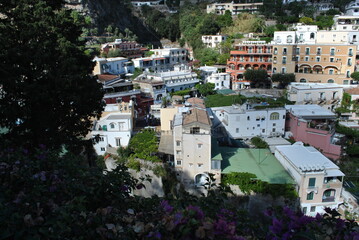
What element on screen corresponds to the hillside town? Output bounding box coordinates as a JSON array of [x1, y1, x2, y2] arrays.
[[84, 0, 359, 219], [1, 0, 359, 239]]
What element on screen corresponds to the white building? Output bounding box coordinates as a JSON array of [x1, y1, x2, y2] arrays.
[[91, 101, 134, 155], [211, 104, 286, 139], [202, 34, 228, 49], [272, 25, 318, 45], [333, 15, 359, 31], [345, 0, 359, 16], [206, 2, 263, 15], [140, 66, 199, 93], [207, 72, 230, 90], [93, 57, 134, 76], [173, 107, 221, 186], [287, 83, 343, 111], [275, 142, 345, 216], [131, 0, 161, 7], [132, 48, 189, 72]]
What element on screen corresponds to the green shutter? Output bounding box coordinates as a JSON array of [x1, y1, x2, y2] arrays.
[[308, 178, 316, 187]]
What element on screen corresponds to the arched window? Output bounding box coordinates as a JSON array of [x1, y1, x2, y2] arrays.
[[270, 112, 280, 120], [310, 32, 315, 39], [287, 35, 293, 43], [273, 67, 277, 73], [110, 123, 115, 129], [300, 78, 307, 83], [327, 79, 334, 83]]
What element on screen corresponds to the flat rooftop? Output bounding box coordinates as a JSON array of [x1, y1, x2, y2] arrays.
[[285, 104, 336, 119], [290, 83, 342, 90], [275, 142, 344, 176], [221, 147, 295, 184]]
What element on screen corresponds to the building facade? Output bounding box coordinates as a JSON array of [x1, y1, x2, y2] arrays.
[[173, 108, 221, 186], [287, 83, 343, 111], [202, 34, 228, 49], [211, 105, 286, 139], [207, 72, 231, 90], [92, 101, 134, 155], [207, 1, 263, 15], [227, 41, 273, 90], [285, 105, 342, 160], [93, 57, 134, 76], [275, 142, 345, 216]]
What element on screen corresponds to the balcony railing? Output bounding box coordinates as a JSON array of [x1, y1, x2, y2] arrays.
[[322, 196, 335, 202]]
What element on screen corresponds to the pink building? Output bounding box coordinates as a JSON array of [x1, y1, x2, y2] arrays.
[[285, 105, 341, 160]]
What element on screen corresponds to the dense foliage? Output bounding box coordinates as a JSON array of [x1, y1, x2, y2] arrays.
[[243, 69, 271, 88], [251, 137, 269, 149], [271, 73, 296, 89], [128, 129, 160, 162], [0, 0, 104, 149], [195, 83, 215, 97], [205, 94, 247, 108]]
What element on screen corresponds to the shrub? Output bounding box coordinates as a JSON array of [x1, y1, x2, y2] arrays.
[[127, 158, 141, 171], [251, 137, 269, 148]]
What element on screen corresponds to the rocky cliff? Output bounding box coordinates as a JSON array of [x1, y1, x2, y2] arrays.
[[65, 0, 162, 46]]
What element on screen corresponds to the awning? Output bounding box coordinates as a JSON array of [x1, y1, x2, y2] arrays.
[[326, 169, 345, 177]]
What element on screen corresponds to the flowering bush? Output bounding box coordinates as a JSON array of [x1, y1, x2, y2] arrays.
[[0, 146, 358, 239]]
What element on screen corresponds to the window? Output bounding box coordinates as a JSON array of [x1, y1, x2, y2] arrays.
[[310, 206, 316, 212], [329, 69, 334, 75], [330, 48, 335, 56], [327, 79, 334, 83], [307, 192, 314, 200], [348, 58, 352, 66], [198, 163, 203, 168], [190, 127, 200, 134], [176, 141, 181, 147], [189, 163, 193, 167], [282, 57, 287, 64], [316, 57, 320, 62], [99, 136, 104, 142], [236, 128, 239, 133], [176, 160, 182, 165], [257, 124, 260, 127], [273, 67, 277, 74], [176, 150, 181, 155], [247, 116, 250, 121], [303, 207, 307, 214], [308, 178, 316, 187], [300, 78, 307, 83], [262, 129, 265, 133], [197, 144, 202, 149], [100, 147, 105, 151], [273, 123, 276, 126], [272, 128, 276, 132], [330, 57, 334, 62], [283, 48, 287, 55], [286, 35, 293, 43], [270, 112, 280, 120], [310, 32, 315, 39], [296, 47, 300, 55], [343, 80, 349, 85], [349, 48, 353, 56], [316, 48, 321, 55], [274, 47, 278, 54], [115, 138, 121, 147], [305, 48, 310, 55], [305, 56, 309, 61], [281, 67, 286, 74], [346, 71, 350, 78]]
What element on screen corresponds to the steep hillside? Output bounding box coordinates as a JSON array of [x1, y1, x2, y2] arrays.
[[65, 0, 162, 46]]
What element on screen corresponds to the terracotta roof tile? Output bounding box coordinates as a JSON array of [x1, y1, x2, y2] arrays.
[[183, 108, 210, 126]]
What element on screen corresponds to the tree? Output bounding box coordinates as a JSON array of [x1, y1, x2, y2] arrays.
[[195, 83, 215, 97], [299, 17, 314, 25], [351, 72, 359, 81], [128, 129, 160, 162], [0, 0, 104, 149], [244, 69, 270, 88], [271, 73, 295, 89], [107, 49, 123, 58]]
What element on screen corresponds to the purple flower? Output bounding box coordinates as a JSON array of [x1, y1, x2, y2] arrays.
[[120, 185, 129, 192], [269, 218, 283, 235], [147, 231, 161, 239], [173, 212, 184, 226], [160, 200, 173, 213], [187, 205, 204, 220]]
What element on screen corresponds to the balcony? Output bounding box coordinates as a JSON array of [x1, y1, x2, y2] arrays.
[[322, 196, 335, 202]]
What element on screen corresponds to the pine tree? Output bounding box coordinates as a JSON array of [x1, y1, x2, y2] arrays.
[[0, 0, 104, 149]]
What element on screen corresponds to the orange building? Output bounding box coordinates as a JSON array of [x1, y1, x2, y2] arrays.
[[226, 41, 273, 89]]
